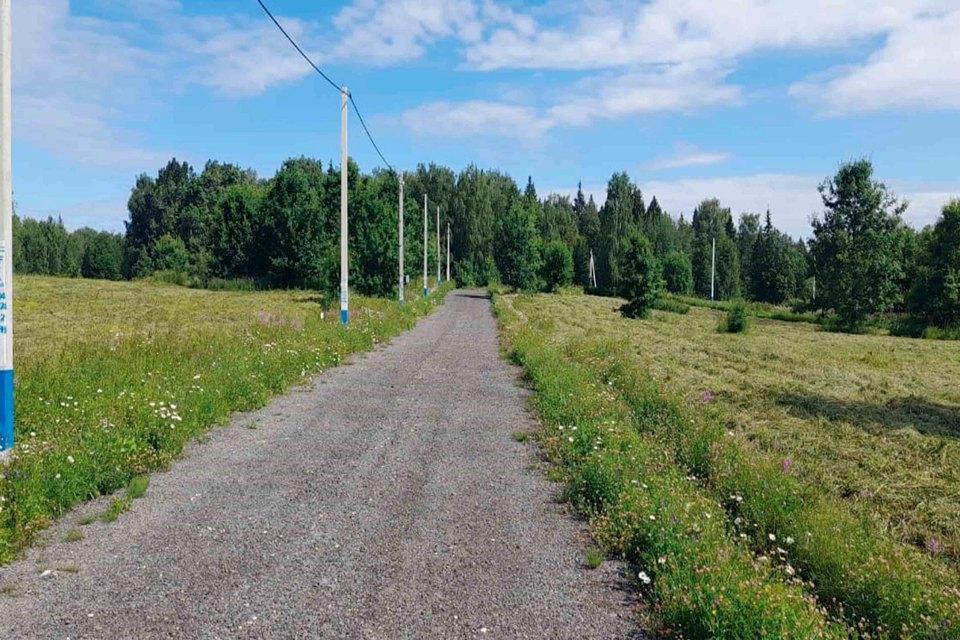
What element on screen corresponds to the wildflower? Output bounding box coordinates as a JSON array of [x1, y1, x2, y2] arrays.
[[568, 437, 573, 442], [702, 391, 713, 403], [740, 533, 747, 539], [658, 557, 666, 565], [782, 458, 791, 475], [859, 489, 874, 499], [786, 537, 794, 545], [97, 389, 103, 394], [638, 571, 651, 584], [649, 515, 656, 521], [55, 473, 61, 479], [777, 547, 787, 555], [927, 539, 943, 554], [67, 456, 75, 464], [785, 565, 796, 576], [30, 432, 36, 437], [193, 374, 202, 380], [769, 533, 776, 541]]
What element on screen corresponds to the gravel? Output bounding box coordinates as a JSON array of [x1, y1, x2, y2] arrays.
[[0, 290, 640, 639]]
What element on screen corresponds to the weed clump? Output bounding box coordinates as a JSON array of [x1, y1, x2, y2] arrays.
[[719, 303, 750, 333]]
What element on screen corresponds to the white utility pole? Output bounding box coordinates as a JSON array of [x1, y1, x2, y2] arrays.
[[436, 206, 441, 286], [423, 194, 428, 297], [812, 276, 816, 300], [446, 222, 450, 283], [710, 237, 716, 302], [589, 249, 597, 290], [0, 0, 14, 455], [340, 86, 349, 325], [398, 172, 404, 306]]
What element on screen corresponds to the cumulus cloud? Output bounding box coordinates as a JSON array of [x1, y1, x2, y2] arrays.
[[652, 144, 732, 170], [789, 10, 960, 113], [400, 101, 552, 139]]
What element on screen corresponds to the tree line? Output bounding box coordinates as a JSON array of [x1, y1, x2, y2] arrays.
[[11, 156, 959, 335]]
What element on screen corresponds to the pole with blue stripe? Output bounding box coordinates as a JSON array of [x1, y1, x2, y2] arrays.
[[436, 205, 441, 287], [0, 0, 13, 456], [340, 86, 349, 325], [398, 171, 404, 306], [423, 193, 428, 298]]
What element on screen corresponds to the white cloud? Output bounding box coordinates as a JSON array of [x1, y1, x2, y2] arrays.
[[400, 101, 552, 139], [652, 143, 731, 169], [789, 10, 960, 113], [18, 199, 129, 233], [547, 174, 958, 240]]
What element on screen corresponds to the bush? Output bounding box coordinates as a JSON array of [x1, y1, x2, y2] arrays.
[[720, 303, 750, 333], [81, 233, 123, 281], [619, 234, 663, 319], [652, 298, 690, 314], [542, 241, 574, 292], [662, 251, 693, 295]]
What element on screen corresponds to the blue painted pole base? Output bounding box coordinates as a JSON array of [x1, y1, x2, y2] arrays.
[[0, 369, 13, 453], [341, 310, 348, 326], [423, 287, 428, 297]]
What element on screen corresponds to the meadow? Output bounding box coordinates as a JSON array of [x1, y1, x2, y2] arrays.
[[494, 289, 960, 639], [0, 275, 451, 563]]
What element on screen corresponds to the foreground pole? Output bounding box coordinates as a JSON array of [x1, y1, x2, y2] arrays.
[[446, 222, 450, 283], [423, 194, 428, 297], [398, 171, 404, 305], [436, 206, 441, 286], [0, 0, 13, 455], [340, 86, 349, 325]]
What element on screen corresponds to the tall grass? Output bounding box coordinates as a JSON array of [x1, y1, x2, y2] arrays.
[[0, 277, 453, 563], [494, 296, 850, 639]]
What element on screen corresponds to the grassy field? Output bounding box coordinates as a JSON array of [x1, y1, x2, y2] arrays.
[[0, 275, 451, 563], [494, 289, 960, 639]]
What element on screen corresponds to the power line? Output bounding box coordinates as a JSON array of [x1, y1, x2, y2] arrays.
[[255, 0, 395, 172], [349, 95, 393, 172], [254, 0, 340, 94]]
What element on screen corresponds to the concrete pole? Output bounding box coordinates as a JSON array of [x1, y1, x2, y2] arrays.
[[0, 0, 13, 455], [423, 194, 428, 297], [446, 222, 450, 283], [812, 276, 816, 300], [340, 86, 349, 325], [436, 206, 441, 286], [398, 172, 404, 306], [711, 237, 716, 302]]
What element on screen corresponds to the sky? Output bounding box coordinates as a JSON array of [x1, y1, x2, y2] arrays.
[[11, 0, 960, 239]]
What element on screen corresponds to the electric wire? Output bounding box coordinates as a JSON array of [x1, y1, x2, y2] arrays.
[[255, 0, 395, 172]]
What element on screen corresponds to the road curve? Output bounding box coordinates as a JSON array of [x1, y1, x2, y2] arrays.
[[0, 290, 638, 639]]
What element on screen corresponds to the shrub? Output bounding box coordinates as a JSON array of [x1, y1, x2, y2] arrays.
[[542, 241, 574, 292], [662, 251, 693, 295], [619, 234, 663, 319], [652, 298, 690, 314], [81, 233, 123, 281], [720, 303, 750, 333]]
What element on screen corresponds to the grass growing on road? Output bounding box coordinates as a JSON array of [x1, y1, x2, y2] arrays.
[[494, 291, 960, 639], [0, 276, 452, 563]]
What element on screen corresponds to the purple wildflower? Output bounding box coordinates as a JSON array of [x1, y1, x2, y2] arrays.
[[702, 391, 714, 403], [782, 458, 791, 475], [927, 538, 942, 554]]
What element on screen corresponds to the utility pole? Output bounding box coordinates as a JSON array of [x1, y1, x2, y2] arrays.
[[0, 0, 14, 455], [436, 206, 441, 286], [710, 237, 716, 302], [446, 222, 450, 283], [340, 86, 349, 325], [812, 276, 816, 300], [423, 193, 428, 298], [589, 249, 597, 290], [398, 171, 404, 306]]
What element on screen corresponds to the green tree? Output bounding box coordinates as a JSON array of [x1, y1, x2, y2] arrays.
[[82, 232, 123, 280], [737, 213, 761, 296], [663, 251, 693, 294], [908, 199, 960, 328], [619, 233, 663, 318], [810, 159, 906, 329], [214, 182, 264, 278], [597, 172, 637, 295], [691, 199, 740, 300], [150, 234, 189, 273], [495, 201, 542, 291], [751, 211, 796, 304], [542, 241, 574, 292]]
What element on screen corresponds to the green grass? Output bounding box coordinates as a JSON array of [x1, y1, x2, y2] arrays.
[[0, 275, 452, 564], [56, 564, 80, 573], [511, 431, 528, 442], [127, 476, 149, 499], [584, 548, 604, 569], [64, 529, 83, 543], [718, 303, 750, 333], [76, 514, 97, 526], [495, 292, 960, 639], [100, 497, 132, 523]]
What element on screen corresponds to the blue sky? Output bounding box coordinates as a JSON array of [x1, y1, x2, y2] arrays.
[[12, 0, 960, 239]]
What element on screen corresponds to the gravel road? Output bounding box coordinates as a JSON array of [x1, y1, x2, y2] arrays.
[[0, 290, 638, 639]]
